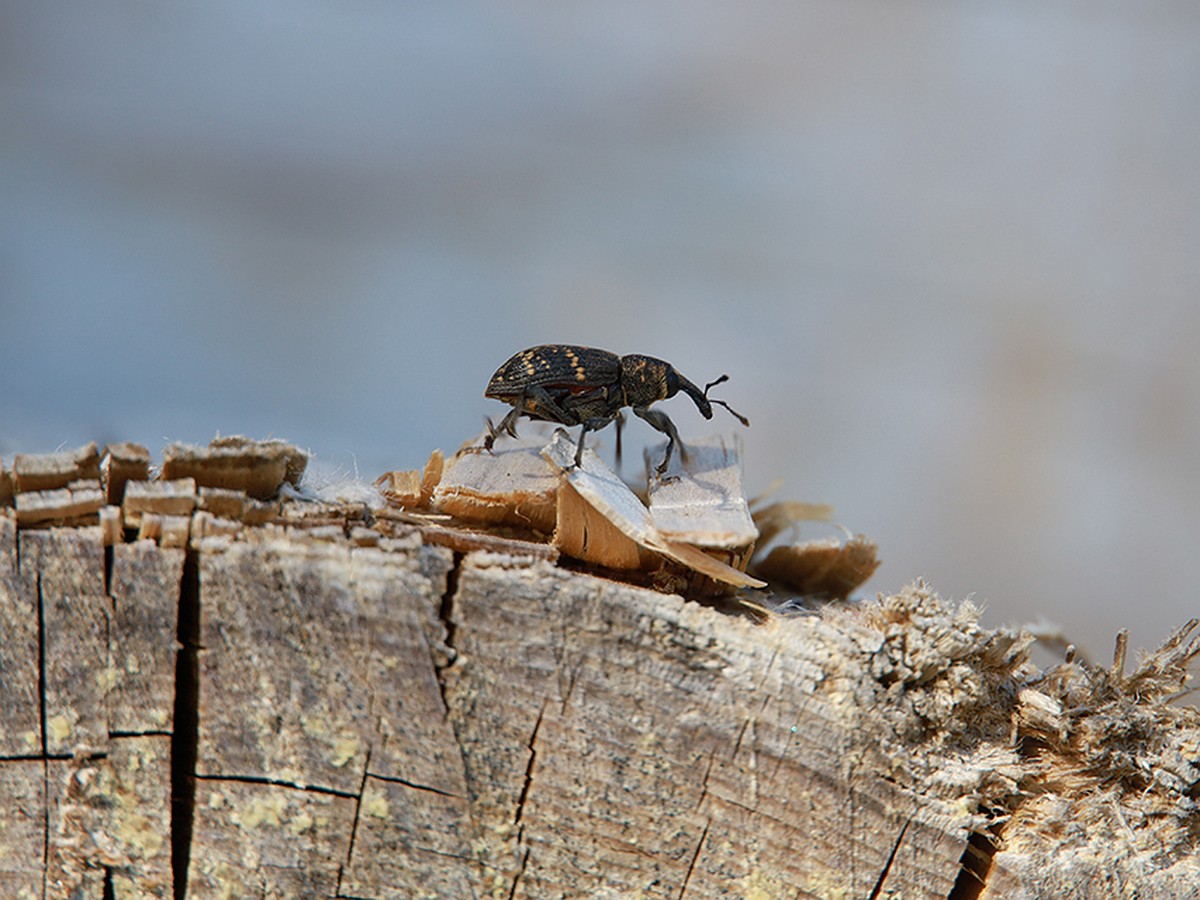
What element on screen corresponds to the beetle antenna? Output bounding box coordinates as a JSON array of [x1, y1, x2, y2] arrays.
[[703, 375, 729, 393], [703, 375, 750, 426]]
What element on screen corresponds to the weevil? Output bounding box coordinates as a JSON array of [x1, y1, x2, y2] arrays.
[[482, 344, 749, 475]]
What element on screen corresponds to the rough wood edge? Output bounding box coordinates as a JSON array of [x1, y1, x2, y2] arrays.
[[0, 439, 1197, 898]]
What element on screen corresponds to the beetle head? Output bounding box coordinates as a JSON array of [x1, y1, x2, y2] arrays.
[[619, 354, 749, 426]]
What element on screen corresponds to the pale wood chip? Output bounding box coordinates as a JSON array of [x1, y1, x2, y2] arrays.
[[420, 448, 444, 506], [274, 502, 361, 530], [375, 470, 424, 508], [190, 511, 243, 542], [209, 435, 308, 486], [416, 523, 559, 560], [14, 481, 105, 525], [123, 479, 198, 525], [13, 442, 101, 492], [241, 497, 278, 525], [99, 505, 123, 546], [163, 436, 307, 500], [647, 434, 758, 550], [136, 513, 161, 542], [159, 515, 191, 548], [543, 431, 764, 588], [754, 534, 880, 599], [0, 461, 13, 506], [101, 442, 151, 504], [349, 527, 380, 547], [554, 479, 646, 569], [137, 513, 191, 547], [197, 487, 247, 520], [434, 435, 558, 532], [752, 500, 835, 548], [301, 524, 348, 543]]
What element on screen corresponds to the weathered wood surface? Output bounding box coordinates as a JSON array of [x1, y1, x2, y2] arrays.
[[1, 440, 1199, 898]]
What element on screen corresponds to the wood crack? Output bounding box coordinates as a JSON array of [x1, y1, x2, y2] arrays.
[[948, 823, 1000, 900], [678, 819, 710, 899], [513, 700, 546, 833], [171, 549, 201, 900], [103, 543, 114, 599], [429, 550, 465, 787], [869, 813, 912, 900], [35, 571, 47, 759], [435, 551, 464, 688], [695, 747, 717, 812], [507, 846, 530, 900], [366, 771, 464, 799], [337, 747, 372, 899], [35, 569, 50, 898], [193, 773, 360, 800]]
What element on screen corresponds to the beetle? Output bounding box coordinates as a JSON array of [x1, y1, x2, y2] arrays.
[[481, 344, 749, 475]]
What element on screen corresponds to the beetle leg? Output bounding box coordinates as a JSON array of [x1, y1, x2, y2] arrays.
[[516, 385, 581, 427], [502, 411, 520, 438], [633, 407, 687, 475], [482, 416, 499, 451], [570, 414, 620, 468], [484, 385, 584, 453], [614, 410, 625, 471], [482, 405, 524, 452]]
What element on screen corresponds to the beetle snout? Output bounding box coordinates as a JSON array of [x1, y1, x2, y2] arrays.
[[681, 372, 749, 427], [679, 380, 714, 418]]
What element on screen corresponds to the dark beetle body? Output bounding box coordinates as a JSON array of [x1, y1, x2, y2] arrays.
[[483, 344, 748, 475]]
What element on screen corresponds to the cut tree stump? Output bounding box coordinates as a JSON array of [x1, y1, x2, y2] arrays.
[[1, 437, 1198, 899]]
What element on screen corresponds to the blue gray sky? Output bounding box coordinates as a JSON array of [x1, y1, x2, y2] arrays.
[[4, 2, 1199, 661]]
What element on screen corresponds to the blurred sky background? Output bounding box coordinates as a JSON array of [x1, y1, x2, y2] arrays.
[[3, 2, 1199, 663]]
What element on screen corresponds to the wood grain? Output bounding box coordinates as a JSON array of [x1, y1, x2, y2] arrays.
[[1, 436, 1198, 897]]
